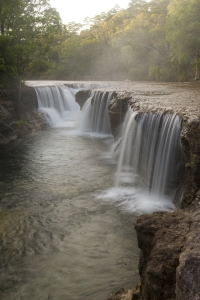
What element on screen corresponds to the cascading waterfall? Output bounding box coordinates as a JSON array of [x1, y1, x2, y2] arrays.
[[78, 91, 113, 134], [35, 85, 79, 127], [33, 83, 185, 212], [97, 108, 184, 214], [116, 110, 184, 200]]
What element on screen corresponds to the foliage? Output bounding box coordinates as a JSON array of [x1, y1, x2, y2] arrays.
[[16, 119, 31, 128], [166, 0, 200, 80], [0, 0, 200, 86]]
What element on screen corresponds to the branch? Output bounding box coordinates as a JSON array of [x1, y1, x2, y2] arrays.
[[0, 132, 6, 140]]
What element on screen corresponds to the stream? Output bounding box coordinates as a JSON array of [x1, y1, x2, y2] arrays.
[[0, 81, 183, 300], [0, 127, 139, 300]]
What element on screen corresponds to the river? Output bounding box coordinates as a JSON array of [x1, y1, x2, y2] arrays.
[[0, 126, 139, 299], [0, 80, 184, 300]]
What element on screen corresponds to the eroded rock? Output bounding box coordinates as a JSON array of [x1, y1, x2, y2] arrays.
[[75, 90, 91, 109], [135, 194, 200, 300]]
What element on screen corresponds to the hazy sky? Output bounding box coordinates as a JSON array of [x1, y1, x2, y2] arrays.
[[50, 0, 131, 24]]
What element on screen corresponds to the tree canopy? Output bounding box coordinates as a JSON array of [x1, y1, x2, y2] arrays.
[[0, 0, 199, 86]]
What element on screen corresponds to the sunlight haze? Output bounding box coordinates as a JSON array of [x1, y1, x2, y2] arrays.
[[50, 0, 130, 24]]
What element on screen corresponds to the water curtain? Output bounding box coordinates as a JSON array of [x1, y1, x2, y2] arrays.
[[79, 91, 113, 133], [116, 111, 184, 198], [35, 85, 79, 127]]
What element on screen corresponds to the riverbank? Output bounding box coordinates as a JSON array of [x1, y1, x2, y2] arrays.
[[0, 85, 46, 146]]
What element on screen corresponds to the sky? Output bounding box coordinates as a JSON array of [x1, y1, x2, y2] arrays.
[[50, 0, 131, 24]]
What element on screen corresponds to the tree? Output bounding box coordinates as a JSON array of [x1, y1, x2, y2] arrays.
[[0, 0, 65, 84], [166, 0, 200, 80], [0, 0, 24, 35]]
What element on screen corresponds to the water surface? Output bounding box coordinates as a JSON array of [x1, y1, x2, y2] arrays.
[[0, 128, 139, 300]]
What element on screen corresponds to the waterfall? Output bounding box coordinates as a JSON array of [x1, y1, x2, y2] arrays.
[[78, 91, 113, 134], [33, 83, 185, 212], [97, 109, 184, 214], [116, 110, 184, 199], [35, 85, 79, 127]]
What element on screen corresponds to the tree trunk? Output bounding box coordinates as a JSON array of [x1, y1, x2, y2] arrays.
[[0, 0, 5, 34]]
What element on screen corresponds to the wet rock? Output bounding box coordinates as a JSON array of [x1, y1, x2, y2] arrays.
[[176, 197, 200, 299], [134, 197, 200, 300], [181, 117, 200, 207], [176, 250, 200, 300], [108, 93, 131, 138], [75, 90, 91, 109], [108, 288, 135, 300]]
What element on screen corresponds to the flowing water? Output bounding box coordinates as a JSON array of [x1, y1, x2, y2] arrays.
[[78, 91, 113, 134], [0, 84, 140, 300], [0, 129, 139, 300], [116, 111, 184, 198], [99, 108, 184, 214], [35, 85, 80, 128], [0, 83, 184, 299]]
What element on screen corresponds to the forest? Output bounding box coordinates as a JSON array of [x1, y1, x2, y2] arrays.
[[0, 0, 200, 87]]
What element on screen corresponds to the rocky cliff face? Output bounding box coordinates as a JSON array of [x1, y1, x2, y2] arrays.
[[181, 119, 200, 207], [134, 191, 200, 300], [0, 85, 46, 146]]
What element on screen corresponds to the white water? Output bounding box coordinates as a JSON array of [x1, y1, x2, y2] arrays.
[[116, 111, 183, 196], [34, 85, 184, 214], [35, 85, 80, 127], [35, 86, 113, 135], [99, 109, 184, 214], [78, 91, 113, 134]]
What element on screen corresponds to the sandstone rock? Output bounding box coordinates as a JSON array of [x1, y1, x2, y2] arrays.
[[134, 197, 200, 300]]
